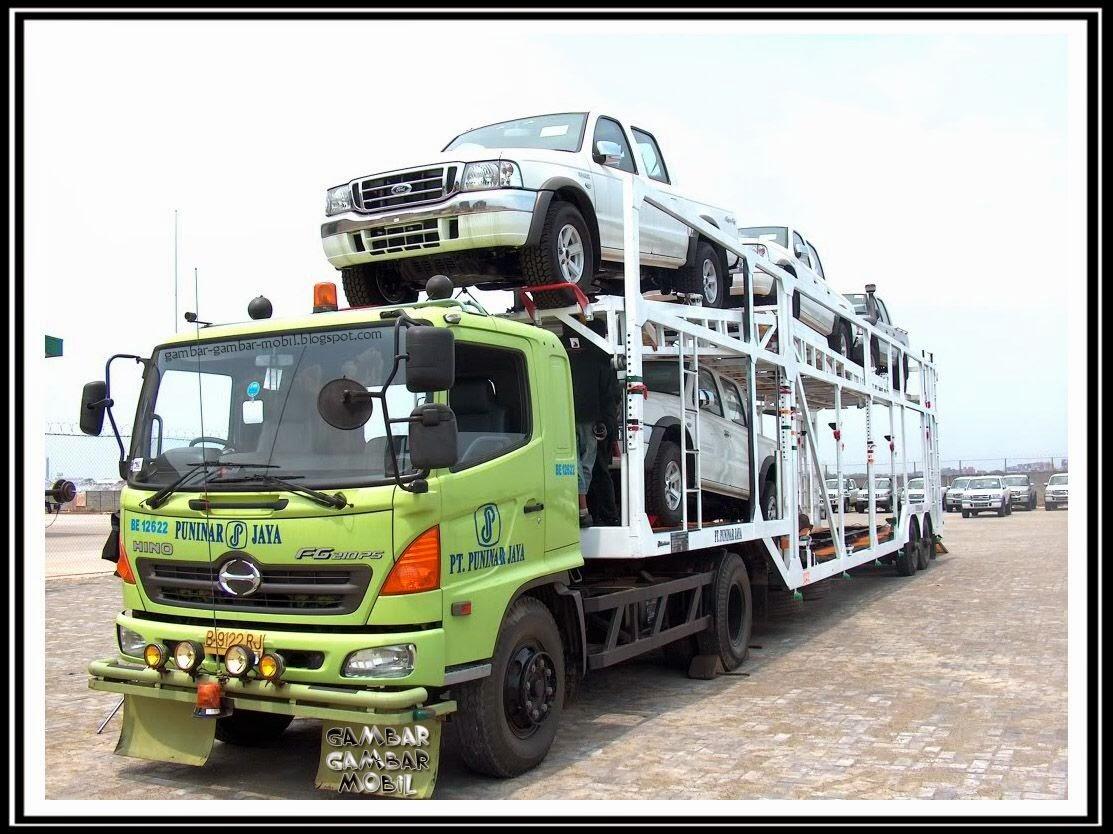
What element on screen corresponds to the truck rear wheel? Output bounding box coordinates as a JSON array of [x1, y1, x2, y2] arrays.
[[697, 552, 752, 671], [214, 710, 293, 747], [681, 241, 730, 308], [522, 200, 594, 308], [341, 264, 418, 307], [450, 597, 564, 778], [647, 440, 686, 527]]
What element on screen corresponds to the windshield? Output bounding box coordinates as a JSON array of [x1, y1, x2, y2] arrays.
[[845, 293, 868, 316], [908, 478, 925, 490], [129, 325, 421, 489], [445, 112, 587, 152], [969, 478, 1001, 489], [739, 226, 788, 248], [1049, 474, 1068, 485], [875, 479, 891, 489], [951, 478, 971, 489], [1004, 476, 1029, 486]]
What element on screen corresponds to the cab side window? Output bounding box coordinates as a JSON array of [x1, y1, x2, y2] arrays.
[[448, 344, 531, 469], [721, 379, 747, 426], [592, 117, 636, 174], [697, 370, 723, 417], [631, 128, 670, 184], [805, 242, 825, 278]]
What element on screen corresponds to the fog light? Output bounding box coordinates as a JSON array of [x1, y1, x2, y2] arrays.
[[224, 645, 256, 678], [173, 640, 204, 673], [258, 652, 286, 683], [342, 644, 415, 678], [143, 643, 168, 670], [117, 624, 147, 657]]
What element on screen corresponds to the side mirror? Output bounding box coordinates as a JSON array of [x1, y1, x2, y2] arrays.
[[406, 327, 455, 393], [697, 388, 712, 409], [408, 403, 458, 470], [593, 140, 624, 167], [793, 242, 807, 259], [79, 381, 108, 436]]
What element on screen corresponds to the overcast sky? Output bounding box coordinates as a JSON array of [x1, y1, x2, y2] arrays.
[[25, 19, 1084, 471]]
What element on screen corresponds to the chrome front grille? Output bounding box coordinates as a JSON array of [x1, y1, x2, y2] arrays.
[[355, 166, 454, 213], [363, 219, 440, 255], [137, 558, 371, 615]]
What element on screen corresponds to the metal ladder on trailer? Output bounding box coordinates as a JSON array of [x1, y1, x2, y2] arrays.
[[677, 326, 703, 529]]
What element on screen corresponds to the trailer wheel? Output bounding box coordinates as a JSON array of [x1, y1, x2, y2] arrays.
[[450, 596, 564, 778], [697, 552, 752, 671], [522, 200, 594, 308], [647, 440, 686, 527], [895, 518, 920, 576], [916, 516, 932, 570], [341, 264, 418, 307], [214, 710, 293, 747]]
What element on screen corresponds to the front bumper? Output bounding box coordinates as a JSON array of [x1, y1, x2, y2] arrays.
[[88, 659, 455, 725], [1045, 493, 1068, 504], [963, 499, 1002, 510], [111, 611, 448, 687], [1009, 493, 1030, 504], [321, 189, 539, 269]]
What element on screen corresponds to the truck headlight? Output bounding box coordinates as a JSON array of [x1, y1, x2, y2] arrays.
[[173, 640, 205, 673], [325, 184, 355, 216], [117, 624, 147, 657], [460, 160, 522, 191], [342, 644, 415, 678], [224, 645, 256, 678]]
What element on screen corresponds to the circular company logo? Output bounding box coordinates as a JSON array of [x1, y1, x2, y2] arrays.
[[218, 558, 262, 597], [390, 183, 413, 195], [226, 521, 248, 549]]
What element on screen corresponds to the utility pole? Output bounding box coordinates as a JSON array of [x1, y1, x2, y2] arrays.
[[172, 209, 180, 332]]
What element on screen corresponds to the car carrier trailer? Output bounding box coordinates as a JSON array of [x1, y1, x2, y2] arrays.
[[82, 175, 942, 798]]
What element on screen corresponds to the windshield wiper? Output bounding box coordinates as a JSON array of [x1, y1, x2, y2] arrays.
[[142, 461, 282, 510], [207, 471, 348, 510]]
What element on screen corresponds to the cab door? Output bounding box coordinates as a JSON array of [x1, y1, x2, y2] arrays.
[[589, 115, 655, 259], [436, 335, 548, 668], [718, 376, 752, 497]]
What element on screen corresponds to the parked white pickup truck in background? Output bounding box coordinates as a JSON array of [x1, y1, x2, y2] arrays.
[[322, 111, 739, 308]]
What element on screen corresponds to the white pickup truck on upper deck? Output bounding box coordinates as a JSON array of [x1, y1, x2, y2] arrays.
[[321, 111, 739, 308]]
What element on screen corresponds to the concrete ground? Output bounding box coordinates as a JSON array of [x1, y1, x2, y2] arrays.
[[43, 509, 1068, 801], [44, 513, 115, 578]]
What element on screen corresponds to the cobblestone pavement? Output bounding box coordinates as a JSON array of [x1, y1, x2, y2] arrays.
[[43, 510, 1069, 801]]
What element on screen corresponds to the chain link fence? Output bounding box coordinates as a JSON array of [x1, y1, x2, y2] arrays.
[[43, 423, 1070, 577]]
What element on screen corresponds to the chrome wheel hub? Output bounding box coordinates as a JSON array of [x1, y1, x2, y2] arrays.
[[557, 224, 585, 283], [664, 460, 683, 511]]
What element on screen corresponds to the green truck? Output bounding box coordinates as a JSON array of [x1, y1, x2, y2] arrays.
[[82, 277, 764, 798]]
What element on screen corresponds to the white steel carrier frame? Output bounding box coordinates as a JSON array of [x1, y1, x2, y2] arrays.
[[516, 176, 942, 590]]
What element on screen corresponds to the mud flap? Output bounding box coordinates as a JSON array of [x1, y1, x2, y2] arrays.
[[316, 720, 441, 798], [115, 694, 216, 766]]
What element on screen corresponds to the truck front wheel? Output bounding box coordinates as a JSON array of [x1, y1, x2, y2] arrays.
[[522, 201, 594, 308], [341, 263, 418, 307], [214, 710, 293, 747], [450, 597, 564, 778]]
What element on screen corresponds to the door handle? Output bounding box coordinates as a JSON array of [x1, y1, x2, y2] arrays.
[[524, 502, 545, 514]]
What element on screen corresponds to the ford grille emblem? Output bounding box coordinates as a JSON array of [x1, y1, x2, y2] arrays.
[[218, 558, 262, 597], [390, 183, 412, 195]]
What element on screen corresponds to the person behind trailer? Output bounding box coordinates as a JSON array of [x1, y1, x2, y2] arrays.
[[562, 319, 621, 528], [587, 394, 620, 526]]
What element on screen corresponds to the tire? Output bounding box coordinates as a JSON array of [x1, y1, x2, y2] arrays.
[[961, 510, 970, 518], [917, 518, 932, 570], [341, 263, 418, 307], [697, 552, 753, 671], [646, 440, 686, 527], [759, 478, 778, 521], [900, 354, 911, 391], [215, 710, 293, 747], [827, 320, 852, 358], [450, 597, 564, 778], [1045, 501, 1055, 511], [680, 241, 729, 308], [521, 200, 594, 308], [895, 519, 920, 576]]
